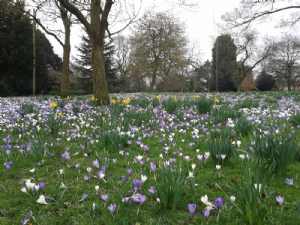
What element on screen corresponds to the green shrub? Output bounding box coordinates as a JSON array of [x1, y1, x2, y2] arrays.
[[196, 96, 214, 114]]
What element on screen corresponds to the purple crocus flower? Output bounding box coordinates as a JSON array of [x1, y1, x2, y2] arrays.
[[39, 182, 45, 190], [112, 158, 117, 163], [285, 178, 294, 185], [5, 150, 11, 156], [188, 204, 196, 218], [216, 154, 220, 159], [92, 159, 99, 168], [79, 193, 88, 202], [215, 197, 224, 210], [101, 194, 108, 202], [139, 194, 147, 204], [6, 164, 11, 171], [133, 179, 143, 188], [276, 195, 284, 206], [84, 175, 90, 181], [202, 208, 210, 218], [121, 175, 126, 182], [108, 203, 116, 214], [75, 163, 80, 168], [127, 168, 132, 175], [7, 161, 13, 166], [148, 186, 155, 194]]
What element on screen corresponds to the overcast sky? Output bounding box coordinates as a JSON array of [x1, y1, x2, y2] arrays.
[[44, 0, 296, 64]]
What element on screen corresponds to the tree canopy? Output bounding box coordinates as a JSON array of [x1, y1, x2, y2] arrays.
[[210, 34, 237, 92], [0, 1, 62, 96]]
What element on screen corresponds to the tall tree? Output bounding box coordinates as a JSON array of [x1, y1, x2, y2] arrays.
[[0, 1, 61, 96], [129, 10, 188, 92], [73, 31, 117, 93], [211, 34, 237, 92], [114, 35, 130, 93], [234, 30, 272, 91], [264, 34, 300, 91]]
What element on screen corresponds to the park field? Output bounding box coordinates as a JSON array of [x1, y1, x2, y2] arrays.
[[0, 92, 300, 224]]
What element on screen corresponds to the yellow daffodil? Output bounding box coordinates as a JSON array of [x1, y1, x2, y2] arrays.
[[50, 102, 57, 108], [156, 94, 162, 99], [58, 112, 62, 116], [215, 97, 219, 103], [112, 99, 116, 104], [122, 98, 130, 104], [67, 96, 70, 100]]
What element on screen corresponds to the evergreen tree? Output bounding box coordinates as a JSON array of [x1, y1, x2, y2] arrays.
[[73, 31, 117, 93], [210, 34, 237, 92], [0, 1, 62, 96], [255, 69, 275, 91]]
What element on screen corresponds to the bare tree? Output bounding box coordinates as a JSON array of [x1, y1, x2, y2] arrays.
[[114, 35, 130, 93], [234, 30, 273, 91], [265, 34, 300, 91], [221, 1, 300, 31]]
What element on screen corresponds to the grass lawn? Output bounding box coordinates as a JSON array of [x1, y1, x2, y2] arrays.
[[0, 91, 300, 224]]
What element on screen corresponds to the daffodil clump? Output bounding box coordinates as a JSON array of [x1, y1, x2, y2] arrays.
[[122, 98, 130, 104]]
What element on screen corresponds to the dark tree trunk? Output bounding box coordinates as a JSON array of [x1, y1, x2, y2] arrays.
[[60, 5, 70, 98]]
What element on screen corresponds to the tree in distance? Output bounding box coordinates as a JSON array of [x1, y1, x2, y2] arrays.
[[255, 69, 275, 91]]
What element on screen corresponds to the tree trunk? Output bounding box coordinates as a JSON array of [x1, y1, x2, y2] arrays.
[[287, 68, 292, 91], [148, 62, 158, 92], [60, 6, 70, 98], [164, 76, 168, 92], [91, 39, 110, 105]]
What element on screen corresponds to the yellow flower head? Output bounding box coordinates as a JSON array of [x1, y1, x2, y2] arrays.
[[58, 112, 62, 116], [67, 96, 70, 100], [156, 94, 162, 99], [122, 98, 130, 104], [112, 99, 116, 104], [50, 102, 57, 108], [215, 97, 219, 103]]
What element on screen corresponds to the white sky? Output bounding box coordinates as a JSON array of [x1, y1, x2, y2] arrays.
[[44, 0, 297, 64]]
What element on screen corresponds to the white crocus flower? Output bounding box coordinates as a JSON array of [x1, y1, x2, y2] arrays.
[[26, 182, 35, 191], [216, 165, 221, 170], [187, 171, 194, 178], [237, 140, 241, 148], [254, 183, 262, 193], [157, 198, 160, 203], [95, 185, 99, 193], [221, 154, 226, 160], [21, 187, 28, 194], [141, 175, 147, 183], [230, 196, 236, 202], [93, 203, 96, 211], [159, 154, 164, 159], [239, 154, 245, 160], [99, 173, 106, 183], [119, 150, 124, 155], [201, 195, 208, 205], [59, 169, 64, 174], [60, 182, 67, 189], [29, 168, 35, 173], [36, 195, 48, 204], [191, 163, 196, 170], [136, 155, 143, 161], [35, 184, 40, 192]]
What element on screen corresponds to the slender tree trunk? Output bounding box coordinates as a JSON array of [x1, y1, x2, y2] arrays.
[[287, 68, 292, 91], [60, 6, 70, 98], [164, 76, 168, 92], [148, 62, 158, 92]]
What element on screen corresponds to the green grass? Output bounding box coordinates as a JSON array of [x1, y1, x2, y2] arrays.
[[0, 92, 300, 224]]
